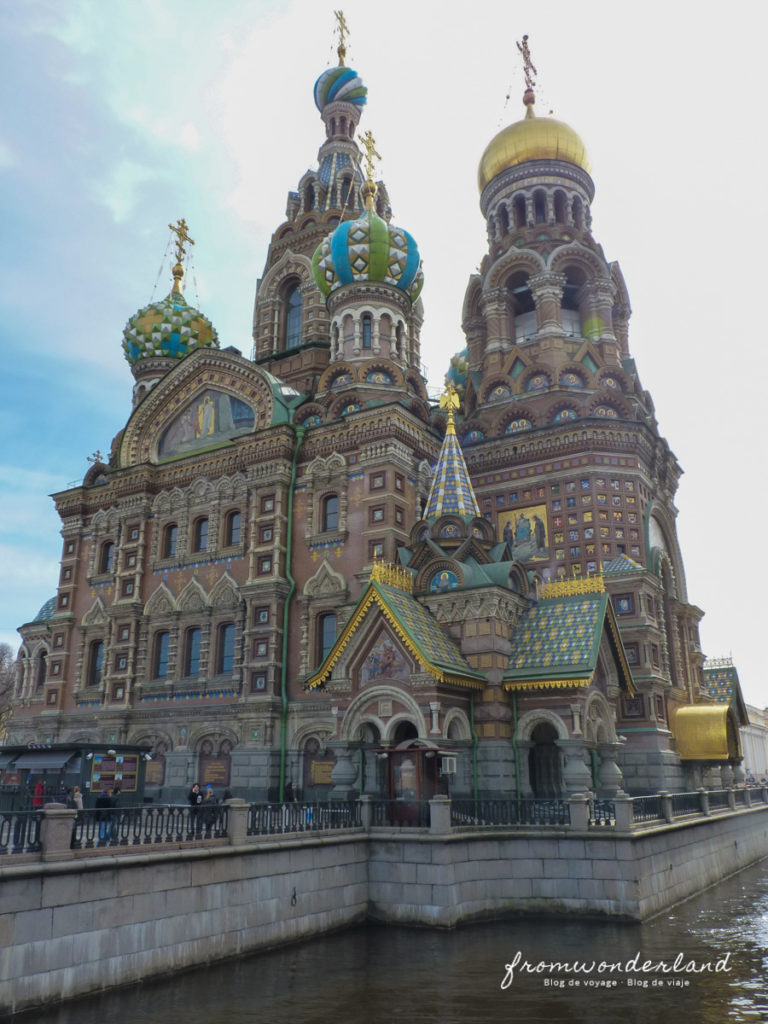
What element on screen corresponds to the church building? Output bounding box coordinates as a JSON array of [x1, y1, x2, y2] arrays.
[[11, 24, 745, 803]]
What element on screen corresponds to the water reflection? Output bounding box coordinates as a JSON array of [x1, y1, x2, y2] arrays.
[[25, 859, 768, 1024]]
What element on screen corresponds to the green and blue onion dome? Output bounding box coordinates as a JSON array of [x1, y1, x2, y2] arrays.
[[445, 348, 468, 395], [122, 264, 219, 365], [312, 181, 424, 302], [314, 65, 367, 112]]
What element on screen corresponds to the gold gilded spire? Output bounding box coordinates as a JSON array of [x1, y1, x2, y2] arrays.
[[168, 217, 195, 294], [516, 34, 537, 118], [360, 129, 381, 210], [334, 9, 349, 66], [439, 382, 460, 436]]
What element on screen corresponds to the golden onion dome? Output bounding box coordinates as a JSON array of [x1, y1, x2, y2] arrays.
[[478, 88, 590, 193]]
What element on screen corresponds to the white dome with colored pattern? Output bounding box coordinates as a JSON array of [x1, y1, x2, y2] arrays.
[[312, 206, 423, 302], [122, 289, 219, 365]]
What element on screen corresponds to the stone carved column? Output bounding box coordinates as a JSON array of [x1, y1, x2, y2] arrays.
[[529, 272, 566, 337], [479, 287, 511, 355], [558, 739, 593, 795], [578, 280, 617, 342], [597, 742, 626, 798]]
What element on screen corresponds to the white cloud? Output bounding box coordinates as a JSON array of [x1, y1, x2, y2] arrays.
[[91, 160, 163, 223]]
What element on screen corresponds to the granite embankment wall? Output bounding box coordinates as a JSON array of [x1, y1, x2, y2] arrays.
[[1, 801, 767, 1016]]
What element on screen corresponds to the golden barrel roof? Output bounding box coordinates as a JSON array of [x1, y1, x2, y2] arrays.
[[478, 101, 591, 193]]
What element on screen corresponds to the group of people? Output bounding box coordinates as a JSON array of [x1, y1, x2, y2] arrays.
[[187, 782, 231, 835]]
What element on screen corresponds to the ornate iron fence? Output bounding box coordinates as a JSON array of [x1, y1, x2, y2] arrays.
[[246, 801, 361, 836], [370, 799, 431, 828], [70, 804, 228, 850], [708, 789, 730, 810], [0, 811, 42, 854], [671, 792, 701, 817], [631, 796, 664, 823], [589, 799, 616, 827], [450, 799, 570, 827]]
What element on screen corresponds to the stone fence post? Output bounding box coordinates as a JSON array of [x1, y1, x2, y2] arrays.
[[612, 796, 634, 833], [40, 803, 77, 862], [699, 788, 710, 816], [429, 796, 452, 834], [568, 794, 590, 830], [727, 788, 737, 811], [659, 791, 673, 823], [225, 799, 249, 845], [358, 795, 372, 831]]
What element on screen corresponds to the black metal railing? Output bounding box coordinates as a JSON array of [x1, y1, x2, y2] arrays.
[[450, 798, 571, 828], [246, 801, 361, 836], [371, 799, 431, 828], [589, 799, 616, 827], [631, 795, 664, 823], [70, 804, 228, 850], [708, 789, 730, 810], [0, 811, 43, 855], [671, 792, 701, 817]]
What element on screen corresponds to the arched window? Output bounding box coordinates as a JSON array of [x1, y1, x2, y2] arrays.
[[572, 197, 584, 230], [317, 613, 337, 664], [88, 641, 104, 688], [507, 271, 536, 343], [361, 313, 372, 350], [193, 518, 209, 553], [225, 510, 242, 547], [153, 631, 170, 680], [322, 494, 339, 532], [163, 524, 178, 558], [340, 178, 351, 208], [306, 184, 315, 209], [561, 266, 586, 338], [37, 651, 47, 688], [100, 542, 115, 574], [498, 205, 509, 235], [185, 627, 202, 677], [513, 195, 527, 228], [284, 284, 303, 349], [217, 623, 235, 675]]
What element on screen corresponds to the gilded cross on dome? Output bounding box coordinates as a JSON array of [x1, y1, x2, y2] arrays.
[[334, 10, 349, 65], [516, 34, 537, 91], [360, 130, 381, 182], [169, 218, 195, 265], [439, 383, 460, 435], [168, 218, 195, 293]]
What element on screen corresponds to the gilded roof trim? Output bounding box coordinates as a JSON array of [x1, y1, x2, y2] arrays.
[[306, 581, 484, 691], [503, 675, 593, 692]]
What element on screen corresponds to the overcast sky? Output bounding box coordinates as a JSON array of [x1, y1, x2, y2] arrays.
[[1, 1, 765, 707]]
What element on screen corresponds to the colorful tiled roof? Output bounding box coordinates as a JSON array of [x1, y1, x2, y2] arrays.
[[306, 580, 484, 691], [602, 554, 643, 574], [33, 597, 57, 622], [424, 427, 480, 520], [122, 290, 218, 365], [503, 591, 634, 691], [701, 661, 749, 725]]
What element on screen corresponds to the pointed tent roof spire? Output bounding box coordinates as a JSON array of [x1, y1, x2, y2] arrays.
[[424, 384, 481, 520]]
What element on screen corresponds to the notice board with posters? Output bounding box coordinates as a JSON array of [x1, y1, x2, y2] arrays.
[[90, 753, 139, 792]]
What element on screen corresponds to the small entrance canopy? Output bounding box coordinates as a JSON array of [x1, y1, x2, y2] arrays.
[[12, 750, 79, 771], [673, 704, 742, 762]]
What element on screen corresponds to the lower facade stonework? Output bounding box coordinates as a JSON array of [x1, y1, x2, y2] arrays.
[[1, 808, 767, 1017]]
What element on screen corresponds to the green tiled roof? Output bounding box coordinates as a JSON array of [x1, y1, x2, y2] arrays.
[[504, 591, 634, 692], [307, 580, 484, 690]]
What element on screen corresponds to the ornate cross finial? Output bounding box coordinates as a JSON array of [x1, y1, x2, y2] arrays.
[[439, 382, 460, 435], [168, 218, 195, 265], [516, 34, 537, 91], [360, 130, 381, 182], [86, 450, 104, 465], [334, 9, 349, 65]]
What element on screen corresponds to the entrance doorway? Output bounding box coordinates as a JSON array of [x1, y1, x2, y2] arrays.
[[528, 722, 561, 798]]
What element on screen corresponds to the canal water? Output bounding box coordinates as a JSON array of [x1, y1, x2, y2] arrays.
[[25, 858, 768, 1024]]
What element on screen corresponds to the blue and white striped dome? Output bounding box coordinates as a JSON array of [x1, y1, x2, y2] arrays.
[[314, 66, 367, 112]]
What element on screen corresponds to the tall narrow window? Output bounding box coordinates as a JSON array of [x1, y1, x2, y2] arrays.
[[317, 613, 337, 664], [193, 518, 209, 553], [88, 641, 104, 687], [185, 627, 202, 677], [226, 510, 242, 546], [284, 285, 303, 349], [100, 542, 115, 574], [163, 524, 178, 558], [362, 313, 372, 350], [37, 651, 48, 688], [322, 494, 339, 532], [218, 623, 235, 674], [154, 631, 170, 679]]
